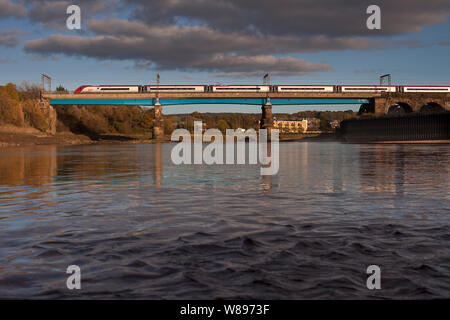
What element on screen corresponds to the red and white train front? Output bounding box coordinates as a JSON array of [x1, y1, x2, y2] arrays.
[[74, 85, 141, 94]]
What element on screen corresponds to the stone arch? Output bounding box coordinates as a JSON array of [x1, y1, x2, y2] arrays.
[[358, 103, 374, 115], [387, 102, 414, 114], [419, 102, 445, 114]]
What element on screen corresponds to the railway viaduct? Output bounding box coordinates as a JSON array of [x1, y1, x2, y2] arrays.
[[41, 92, 450, 139], [372, 93, 450, 115]]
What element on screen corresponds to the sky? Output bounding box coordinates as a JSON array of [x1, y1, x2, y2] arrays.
[[0, 0, 449, 114]]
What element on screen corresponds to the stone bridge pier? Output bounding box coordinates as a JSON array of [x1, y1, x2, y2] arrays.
[[260, 101, 274, 132], [153, 102, 165, 139], [374, 93, 450, 115]]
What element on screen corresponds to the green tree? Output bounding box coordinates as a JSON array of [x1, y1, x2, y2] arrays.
[[217, 119, 230, 133], [0, 83, 24, 126], [164, 118, 175, 135], [18, 82, 41, 100], [56, 85, 68, 93], [22, 100, 47, 131]]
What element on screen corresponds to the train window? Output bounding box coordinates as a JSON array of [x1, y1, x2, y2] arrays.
[[148, 88, 197, 90], [215, 88, 261, 90], [405, 88, 448, 91], [343, 88, 387, 91], [100, 88, 130, 90], [279, 88, 326, 90]]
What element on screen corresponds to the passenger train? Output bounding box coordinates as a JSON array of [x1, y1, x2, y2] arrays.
[[74, 84, 450, 94]]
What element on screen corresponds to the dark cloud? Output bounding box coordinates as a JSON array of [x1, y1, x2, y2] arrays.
[[26, 0, 73, 29], [127, 0, 450, 36], [87, 19, 379, 55], [23, 18, 381, 76], [0, 29, 24, 47], [24, 33, 333, 75], [22, 0, 450, 76], [0, 0, 26, 19]]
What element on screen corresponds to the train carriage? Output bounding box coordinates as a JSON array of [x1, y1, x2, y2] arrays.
[[400, 86, 450, 93], [211, 85, 271, 92], [340, 85, 397, 93], [144, 85, 205, 93], [274, 85, 335, 93], [74, 85, 141, 94]]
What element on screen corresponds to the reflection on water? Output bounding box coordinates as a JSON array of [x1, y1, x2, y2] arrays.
[[154, 144, 162, 188], [0, 146, 57, 186], [0, 142, 449, 299]]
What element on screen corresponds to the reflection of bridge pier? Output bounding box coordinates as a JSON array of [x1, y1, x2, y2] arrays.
[[153, 143, 162, 188], [260, 141, 274, 191]]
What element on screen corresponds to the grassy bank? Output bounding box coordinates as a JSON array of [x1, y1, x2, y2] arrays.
[[0, 127, 172, 148], [0, 128, 93, 147]]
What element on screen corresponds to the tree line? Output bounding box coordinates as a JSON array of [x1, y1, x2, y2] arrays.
[[0, 82, 48, 131]]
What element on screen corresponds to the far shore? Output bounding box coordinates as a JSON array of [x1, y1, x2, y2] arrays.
[[0, 124, 340, 148], [1, 126, 447, 148]]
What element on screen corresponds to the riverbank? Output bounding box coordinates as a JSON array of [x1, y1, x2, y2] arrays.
[[0, 131, 92, 147], [0, 125, 165, 147], [0, 128, 343, 148], [279, 133, 340, 142]]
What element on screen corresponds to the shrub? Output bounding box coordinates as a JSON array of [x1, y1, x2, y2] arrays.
[[22, 100, 47, 132], [0, 83, 24, 126], [164, 118, 175, 135]]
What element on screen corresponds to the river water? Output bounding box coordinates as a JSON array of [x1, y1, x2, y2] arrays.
[[0, 142, 449, 299]]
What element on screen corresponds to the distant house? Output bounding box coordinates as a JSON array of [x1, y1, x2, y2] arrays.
[[330, 120, 341, 130], [305, 118, 321, 131], [273, 119, 308, 133]]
